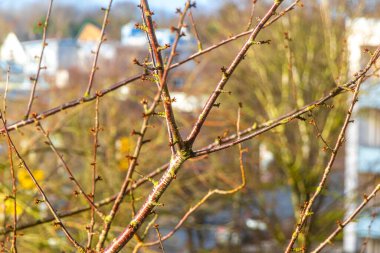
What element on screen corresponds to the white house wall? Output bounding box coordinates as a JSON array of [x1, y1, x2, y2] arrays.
[[345, 18, 380, 253], [22, 40, 59, 75], [0, 33, 28, 65], [77, 41, 117, 71], [22, 39, 78, 75]]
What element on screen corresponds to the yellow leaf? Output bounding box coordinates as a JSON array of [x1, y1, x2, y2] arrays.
[[118, 158, 130, 171], [0, 194, 23, 218], [118, 136, 132, 154], [18, 169, 45, 190], [116, 136, 134, 171]]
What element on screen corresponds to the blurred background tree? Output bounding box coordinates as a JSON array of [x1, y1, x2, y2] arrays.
[[0, 0, 379, 252]]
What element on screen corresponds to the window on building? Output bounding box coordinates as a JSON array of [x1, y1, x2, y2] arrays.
[[359, 109, 380, 147]]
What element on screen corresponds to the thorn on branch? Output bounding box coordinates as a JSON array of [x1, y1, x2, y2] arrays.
[[34, 199, 44, 205], [133, 58, 142, 66], [216, 136, 222, 145], [140, 74, 148, 81], [126, 155, 137, 161], [142, 139, 151, 145], [135, 23, 148, 32], [170, 26, 179, 33], [158, 44, 171, 52], [284, 32, 291, 41], [296, 116, 306, 121], [217, 89, 232, 95], [252, 40, 271, 45], [153, 112, 166, 118], [322, 103, 334, 109], [53, 221, 62, 228], [131, 129, 143, 136], [145, 10, 154, 16], [221, 66, 229, 78], [336, 220, 343, 229]]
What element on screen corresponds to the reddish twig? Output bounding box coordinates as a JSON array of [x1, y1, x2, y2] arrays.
[[86, 96, 101, 250], [311, 184, 380, 253], [245, 0, 258, 31], [284, 61, 366, 253], [1, 0, 300, 135], [0, 163, 167, 236], [36, 121, 106, 220], [0, 114, 84, 251], [153, 224, 166, 253], [3, 67, 17, 253], [24, 0, 53, 120], [193, 46, 380, 157], [185, 1, 283, 146], [135, 105, 246, 251], [140, 0, 189, 151], [84, 0, 114, 96], [188, 9, 202, 51], [96, 1, 192, 249], [2, 44, 378, 241]]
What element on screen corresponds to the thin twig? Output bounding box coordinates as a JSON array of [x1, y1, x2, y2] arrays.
[[138, 5, 175, 155], [309, 111, 333, 152], [1, 1, 300, 134], [3, 67, 17, 253], [3, 66, 10, 116], [311, 184, 380, 253], [36, 121, 106, 220], [359, 209, 378, 253], [0, 114, 84, 251], [185, 1, 283, 146], [84, 0, 113, 96], [0, 164, 167, 236], [153, 224, 166, 253], [3, 44, 378, 240], [86, 96, 101, 250], [96, 1, 192, 249], [245, 0, 258, 31], [285, 60, 366, 253], [140, 0, 189, 151], [137, 105, 246, 250], [193, 46, 380, 157], [24, 0, 53, 120], [188, 9, 202, 51]]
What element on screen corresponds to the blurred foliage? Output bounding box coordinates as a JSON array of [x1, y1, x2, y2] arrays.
[[0, 0, 378, 252]]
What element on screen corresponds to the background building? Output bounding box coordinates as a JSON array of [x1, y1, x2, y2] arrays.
[[345, 18, 380, 253]]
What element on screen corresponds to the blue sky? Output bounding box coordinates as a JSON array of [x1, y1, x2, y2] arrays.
[[0, 0, 218, 12], [114, 0, 216, 11]]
